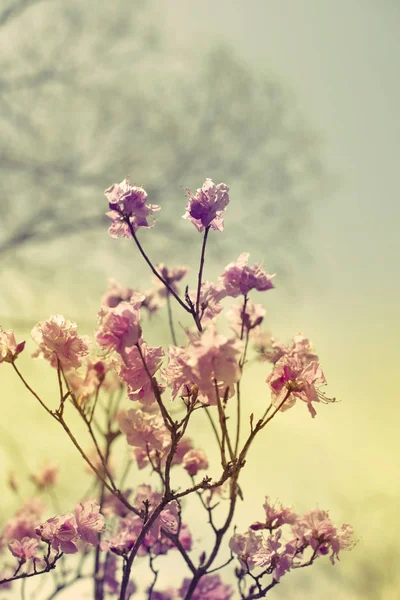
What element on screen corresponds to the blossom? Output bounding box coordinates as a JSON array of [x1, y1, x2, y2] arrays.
[[226, 300, 265, 338], [291, 509, 355, 564], [30, 463, 58, 490], [101, 514, 141, 556], [220, 253, 275, 297], [2, 500, 44, 542], [253, 332, 289, 364], [188, 281, 226, 323], [179, 574, 233, 599], [252, 530, 293, 581], [172, 436, 194, 466], [8, 537, 39, 563], [164, 327, 242, 404], [183, 179, 230, 232], [182, 448, 209, 476], [0, 328, 25, 364], [67, 359, 106, 406], [96, 297, 144, 357], [98, 279, 137, 320], [117, 342, 164, 405], [157, 264, 188, 298], [251, 497, 297, 531], [105, 179, 160, 237], [35, 514, 78, 554], [266, 355, 335, 418], [229, 528, 262, 570], [31, 315, 89, 371], [75, 500, 105, 546], [118, 409, 170, 454]]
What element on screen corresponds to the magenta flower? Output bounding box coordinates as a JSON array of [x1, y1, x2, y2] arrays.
[[118, 409, 170, 454], [182, 448, 209, 476], [179, 574, 233, 599], [75, 500, 105, 546], [172, 436, 194, 466], [105, 179, 160, 237], [0, 328, 25, 364], [253, 530, 293, 581], [164, 327, 242, 405], [98, 279, 137, 319], [35, 514, 78, 554], [291, 509, 355, 564], [96, 298, 144, 357], [118, 342, 164, 405], [226, 300, 265, 337], [229, 528, 263, 570], [250, 496, 297, 531], [157, 264, 189, 298], [67, 359, 106, 406], [266, 355, 335, 418], [8, 537, 39, 563], [101, 515, 141, 556], [31, 315, 89, 371], [183, 179, 230, 232], [188, 281, 226, 323], [220, 253, 275, 297]]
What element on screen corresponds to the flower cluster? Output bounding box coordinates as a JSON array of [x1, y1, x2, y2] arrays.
[[105, 178, 160, 238], [183, 178, 230, 232], [0, 177, 353, 599], [230, 498, 355, 586], [31, 315, 89, 370], [0, 328, 25, 364]]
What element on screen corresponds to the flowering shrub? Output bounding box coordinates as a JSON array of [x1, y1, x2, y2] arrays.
[[0, 178, 355, 599]]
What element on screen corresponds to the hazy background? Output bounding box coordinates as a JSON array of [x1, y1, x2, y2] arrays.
[[1, 0, 399, 598]]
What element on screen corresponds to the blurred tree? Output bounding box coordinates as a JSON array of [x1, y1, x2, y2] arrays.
[[0, 0, 327, 317]]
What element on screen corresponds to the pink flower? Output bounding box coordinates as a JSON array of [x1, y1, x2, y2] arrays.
[[105, 179, 160, 237], [157, 264, 189, 298], [253, 332, 289, 364], [252, 530, 292, 581], [2, 500, 44, 542], [75, 500, 105, 546], [35, 514, 78, 554], [164, 327, 242, 405], [8, 537, 38, 563], [31, 315, 89, 371], [67, 359, 106, 406], [98, 279, 137, 320], [0, 328, 25, 364], [266, 355, 335, 418], [251, 497, 297, 531], [102, 514, 141, 555], [229, 529, 262, 570], [172, 436, 194, 466], [118, 342, 164, 405], [291, 509, 355, 564], [182, 448, 209, 476], [118, 409, 170, 454], [188, 281, 226, 323], [226, 300, 265, 337], [183, 179, 230, 232], [30, 463, 58, 490], [220, 253, 275, 297], [179, 574, 233, 599], [151, 501, 180, 539], [96, 298, 144, 357]]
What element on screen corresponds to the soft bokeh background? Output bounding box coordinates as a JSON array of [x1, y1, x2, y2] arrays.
[[1, 0, 399, 598]]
